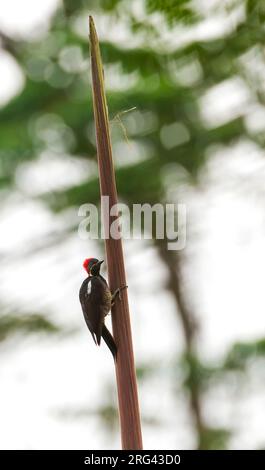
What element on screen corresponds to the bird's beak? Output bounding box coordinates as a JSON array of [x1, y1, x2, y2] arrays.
[[98, 260, 104, 266]]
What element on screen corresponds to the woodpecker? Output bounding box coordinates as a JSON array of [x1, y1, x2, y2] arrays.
[[79, 258, 126, 360]]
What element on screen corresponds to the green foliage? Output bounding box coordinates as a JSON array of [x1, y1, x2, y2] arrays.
[[224, 338, 265, 370], [136, 362, 158, 380], [246, 0, 265, 18], [1, 0, 264, 198], [181, 338, 265, 391], [146, 0, 198, 25], [59, 403, 118, 433], [0, 313, 60, 342], [199, 427, 231, 451], [181, 353, 215, 391]]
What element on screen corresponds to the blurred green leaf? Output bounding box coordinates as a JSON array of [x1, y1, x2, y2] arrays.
[[224, 338, 265, 370], [146, 0, 199, 25], [199, 427, 231, 450], [0, 313, 60, 342]]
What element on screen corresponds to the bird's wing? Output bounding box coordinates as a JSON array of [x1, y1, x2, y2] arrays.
[[79, 277, 110, 345]]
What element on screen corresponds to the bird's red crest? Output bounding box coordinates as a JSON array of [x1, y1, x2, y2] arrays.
[[83, 258, 92, 272]]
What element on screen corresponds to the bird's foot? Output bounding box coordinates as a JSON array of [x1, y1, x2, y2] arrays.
[[111, 285, 128, 305]]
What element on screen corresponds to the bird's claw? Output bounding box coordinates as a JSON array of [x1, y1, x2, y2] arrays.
[[118, 285, 128, 300], [111, 285, 128, 304]]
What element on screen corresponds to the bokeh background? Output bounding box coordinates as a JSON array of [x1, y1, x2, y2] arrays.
[[1, 0, 265, 450]]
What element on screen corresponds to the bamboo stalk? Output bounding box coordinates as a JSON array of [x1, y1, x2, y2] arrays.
[[89, 16, 143, 450]]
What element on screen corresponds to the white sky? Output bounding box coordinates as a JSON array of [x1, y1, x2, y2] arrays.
[[0, 0, 265, 450]]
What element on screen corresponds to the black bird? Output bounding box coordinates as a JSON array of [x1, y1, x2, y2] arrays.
[[79, 257, 126, 360]]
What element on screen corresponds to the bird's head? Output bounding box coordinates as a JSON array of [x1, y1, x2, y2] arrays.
[[83, 258, 104, 276]]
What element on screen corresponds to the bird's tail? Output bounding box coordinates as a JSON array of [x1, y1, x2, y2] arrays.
[[102, 324, 117, 361]]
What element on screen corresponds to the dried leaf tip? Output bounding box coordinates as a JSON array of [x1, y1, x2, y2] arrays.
[[89, 16, 97, 42]]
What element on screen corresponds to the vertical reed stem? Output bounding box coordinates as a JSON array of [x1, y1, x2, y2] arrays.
[[89, 16, 143, 450]]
